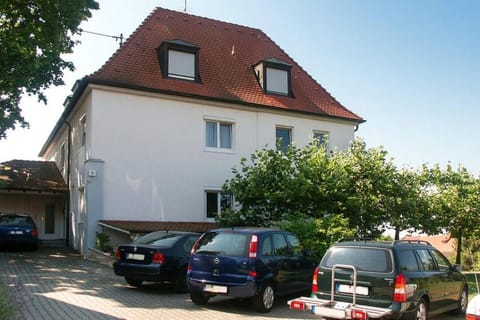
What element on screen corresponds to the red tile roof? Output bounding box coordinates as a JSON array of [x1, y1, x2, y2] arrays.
[[88, 7, 363, 123], [0, 160, 67, 193], [402, 234, 456, 258], [99, 220, 218, 234]]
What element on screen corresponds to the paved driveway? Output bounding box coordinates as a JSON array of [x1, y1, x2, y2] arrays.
[[0, 248, 464, 320]]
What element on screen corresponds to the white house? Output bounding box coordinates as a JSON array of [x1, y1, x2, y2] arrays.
[[39, 7, 364, 257]]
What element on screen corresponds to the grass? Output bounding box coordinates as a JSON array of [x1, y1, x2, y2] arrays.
[[465, 272, 480, 300], [0, 282, 12, 320]]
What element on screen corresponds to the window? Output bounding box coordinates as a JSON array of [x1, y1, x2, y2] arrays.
[[59, 143, 66, 173], [313, 131, 328, 148], [276, 127, 292, 153], [158, 39, 200, 82], [266, 67, 288, 94], [430, 249, 451, 272], [206, 190, 232, 218], [205, 120, 233, 150], [416, 249, 436, 271], [272, 233, 290, 256], [80, 115, 86, 147], [45, 204, 55, 234], [398, 249, 420, 271], [168, 50, 195, 80], [254, 58, 292, 96]]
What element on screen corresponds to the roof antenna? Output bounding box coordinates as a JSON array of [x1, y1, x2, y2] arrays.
[[184, 0, 187, 12], [80, 28, 123, 47]]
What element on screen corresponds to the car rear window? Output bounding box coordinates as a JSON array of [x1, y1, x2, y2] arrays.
[[194, 232, 249, 257], [134, 232, 183, 246], [322, 246, 393, 273], [0, 216, 34, 226]]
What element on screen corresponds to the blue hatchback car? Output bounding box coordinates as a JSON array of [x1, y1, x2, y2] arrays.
[[0, 213, 38, 250], [187, 227, 317, 312]]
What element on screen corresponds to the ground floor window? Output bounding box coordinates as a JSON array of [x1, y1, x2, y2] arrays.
[[206, 190, 233, 218]]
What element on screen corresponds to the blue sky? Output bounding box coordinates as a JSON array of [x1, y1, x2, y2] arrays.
[[1, 0, 479, 174]]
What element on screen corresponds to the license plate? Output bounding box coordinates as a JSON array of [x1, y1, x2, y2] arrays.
[[334, 301, 350, 310], [337, 284, 369, 295], [9, 230, 23, 235], [204, 284, 228, 293], [126, 253, 144, 261]]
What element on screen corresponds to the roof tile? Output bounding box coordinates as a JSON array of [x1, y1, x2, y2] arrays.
[[89, 7, 363, 122]]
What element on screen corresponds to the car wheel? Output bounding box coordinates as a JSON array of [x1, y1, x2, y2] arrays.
[[125, 278, 142, 287], [451, 286, 468, 315], [414, 298, 428, 320], [172, 267, 188, 293], [190, 291, 210, 305], [252, 283, 275, 313]]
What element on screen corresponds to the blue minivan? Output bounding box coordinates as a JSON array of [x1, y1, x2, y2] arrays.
[[186, 227, 317, 312]]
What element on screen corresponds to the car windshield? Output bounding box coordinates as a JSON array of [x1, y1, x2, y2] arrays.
[[0, 216, 34, 226], [134, 231, 183, 247], [322, 246, 393, 273], [195, 232, 249, 256]]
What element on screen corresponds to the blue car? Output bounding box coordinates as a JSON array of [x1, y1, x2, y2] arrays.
[[113, 231, 200, 292], [187, 227, 317, 312], [0, 213, 39, 250]]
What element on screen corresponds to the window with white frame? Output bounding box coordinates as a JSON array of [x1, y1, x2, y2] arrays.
[[313, 131, 329, 148], [276, 126, 292, 153], [168, 49, 196, 80], [59, 143, 66, 174], [205, 120, 233, 150], [158, 39, 200, 82], [266, 67, 289, 95], [206, 190, 233, 218]]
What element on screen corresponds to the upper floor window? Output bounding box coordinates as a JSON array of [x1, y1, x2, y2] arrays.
[[59, 143, 66, 174], [158, 39, 200, 82], [205, 119, 233, 151], [254, 58, 292, 96], [276, 126, 292, 153]]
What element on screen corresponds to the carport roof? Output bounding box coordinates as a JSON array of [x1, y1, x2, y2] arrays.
[[0, 160, 67, 193], [98, 220, 219, 234]]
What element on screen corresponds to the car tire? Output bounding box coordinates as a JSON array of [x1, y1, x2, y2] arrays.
[[172, 267, 188, 293], [451, 286, 468, 315], [190, 291, 209, 305], [252, 283, 275, 313], [414, 298, 428, 320], [125, 278, 142, 287]]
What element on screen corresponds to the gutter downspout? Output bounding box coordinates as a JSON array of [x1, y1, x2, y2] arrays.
[[64, 120, 72, 247]]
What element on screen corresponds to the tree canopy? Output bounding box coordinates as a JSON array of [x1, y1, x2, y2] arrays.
[[219, 139, 480, 263], [0, 0, 99, 139]]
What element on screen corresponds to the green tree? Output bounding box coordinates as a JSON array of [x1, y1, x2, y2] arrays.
[[0, 0, 99, 139], [423, 164, 480, 264]]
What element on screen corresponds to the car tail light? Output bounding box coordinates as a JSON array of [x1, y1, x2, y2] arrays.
[[115, 248, 121, 260], [467, 314, 480, 320], [190, 238, 201, 254], [31, 228, 38, 237], [248, 235, 258, 258], [311, 266, 319, 293], [393, 273, 407, 302], [351, 308, 368, 320], [248, 270, 257, 277], [152, 252, 165, 264], [290, 300, 306, 310]]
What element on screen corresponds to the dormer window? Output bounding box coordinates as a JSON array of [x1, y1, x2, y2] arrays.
[[254, 58, 292, 96], [158, 39, 200, 82]]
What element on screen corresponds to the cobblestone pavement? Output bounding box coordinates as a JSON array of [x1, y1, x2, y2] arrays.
[[0, 248, 319, 320], [0, 248, 464, 320]]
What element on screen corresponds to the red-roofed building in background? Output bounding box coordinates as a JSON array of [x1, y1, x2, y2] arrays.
[[38, 7, 364, 257], [402, 234, 457, 259]]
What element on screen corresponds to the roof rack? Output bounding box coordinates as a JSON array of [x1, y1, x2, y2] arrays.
[[337, 238, 377, 243], [393, 239, 431, 245]]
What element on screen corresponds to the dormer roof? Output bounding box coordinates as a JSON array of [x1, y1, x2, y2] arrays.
[[88, 7, 363, 123]]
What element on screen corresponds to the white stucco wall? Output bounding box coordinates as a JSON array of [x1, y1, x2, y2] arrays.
[[86, 87, 356, 223]]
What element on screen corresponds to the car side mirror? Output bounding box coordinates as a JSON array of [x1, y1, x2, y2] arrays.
[[454, 264, 463, 272]]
